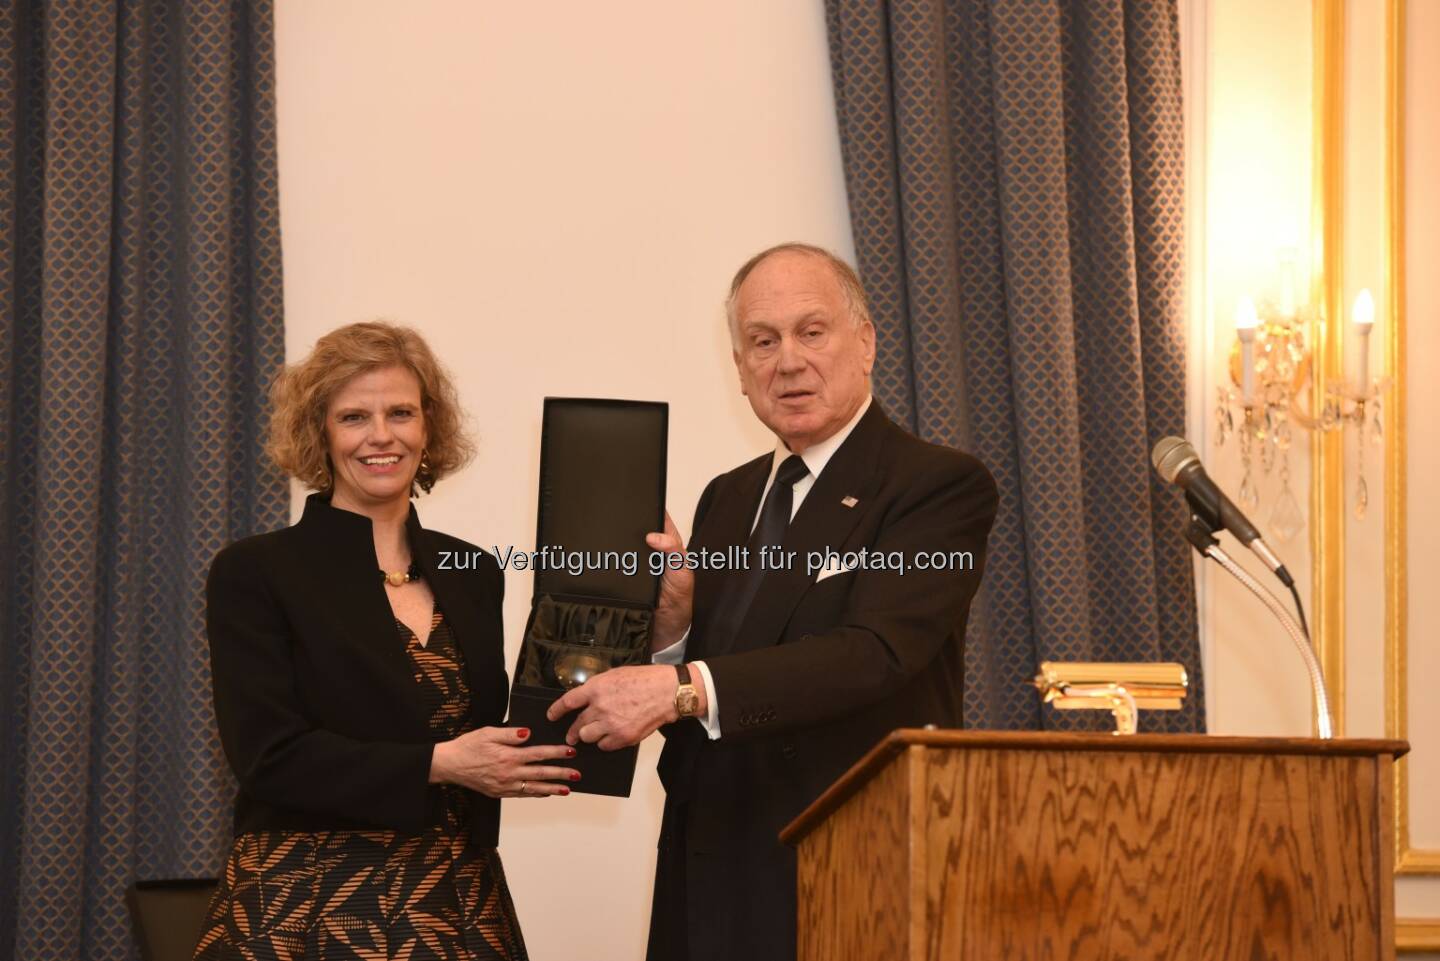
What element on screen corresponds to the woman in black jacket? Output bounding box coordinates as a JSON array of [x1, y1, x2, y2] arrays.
[[195, 321, 574, 960]]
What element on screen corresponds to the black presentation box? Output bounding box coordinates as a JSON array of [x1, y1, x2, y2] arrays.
[[507, 398, 668, 797]]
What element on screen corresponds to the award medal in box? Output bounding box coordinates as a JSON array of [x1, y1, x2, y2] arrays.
[[507, 398, 667, 796]]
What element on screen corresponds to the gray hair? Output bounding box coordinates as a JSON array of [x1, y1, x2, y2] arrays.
[[724, 242, 872, 347]]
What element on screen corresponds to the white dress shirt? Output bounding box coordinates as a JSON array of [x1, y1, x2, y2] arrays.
[[653, 395, 873, 738]]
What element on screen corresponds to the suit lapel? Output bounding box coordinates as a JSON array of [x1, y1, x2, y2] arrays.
[[728, 404, 892, 654], [411, 525, 504, 693], [291, 499, 427, 730], [689, 455, 770, 659]]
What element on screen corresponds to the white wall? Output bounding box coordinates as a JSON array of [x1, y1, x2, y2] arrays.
[[275, 3, 854, 958], [1398, 0, 1440, 931], [1187, 0, 1319, 738], [1186, 0, 1440, 948]]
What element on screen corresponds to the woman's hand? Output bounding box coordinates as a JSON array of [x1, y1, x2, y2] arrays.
[[429, 726, 580, 798]]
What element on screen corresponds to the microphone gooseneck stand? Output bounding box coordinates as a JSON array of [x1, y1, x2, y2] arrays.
[[1185, 520, 1334, 739]]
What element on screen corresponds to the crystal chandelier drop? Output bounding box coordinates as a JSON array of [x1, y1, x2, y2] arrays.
[[1214, 253, 1384, 542]]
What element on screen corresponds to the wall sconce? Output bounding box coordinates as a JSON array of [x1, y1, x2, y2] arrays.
[[1215, 251, 1385, 541]]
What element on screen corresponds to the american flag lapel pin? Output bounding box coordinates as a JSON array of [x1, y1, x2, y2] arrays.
[[841, 495, 859, 508]]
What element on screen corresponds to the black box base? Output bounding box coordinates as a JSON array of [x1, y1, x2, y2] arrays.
[[507, 685, 638, 797]]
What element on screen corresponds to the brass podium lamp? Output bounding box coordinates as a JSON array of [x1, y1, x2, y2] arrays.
[[1032, 662, 1189, 735]]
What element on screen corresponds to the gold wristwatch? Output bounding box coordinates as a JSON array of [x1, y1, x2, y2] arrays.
[[675, 664, 700, 719]]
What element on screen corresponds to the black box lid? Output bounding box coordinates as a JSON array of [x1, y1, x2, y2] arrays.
[[533, 398, 667, 606]]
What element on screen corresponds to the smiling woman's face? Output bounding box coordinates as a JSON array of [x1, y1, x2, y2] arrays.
[[325, 365, 427, 513]]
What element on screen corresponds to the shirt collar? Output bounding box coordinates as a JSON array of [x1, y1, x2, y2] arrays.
[[770, 394, 872, 483], [299, 491, 424, 546]]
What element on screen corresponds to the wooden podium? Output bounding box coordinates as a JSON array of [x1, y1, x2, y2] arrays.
[[780, 730, 1408, 960]]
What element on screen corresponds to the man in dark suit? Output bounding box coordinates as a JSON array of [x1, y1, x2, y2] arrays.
[[548, 243, 997, 961]]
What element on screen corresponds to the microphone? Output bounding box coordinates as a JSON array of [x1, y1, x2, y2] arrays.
[[1151, 436, 1294, 588]]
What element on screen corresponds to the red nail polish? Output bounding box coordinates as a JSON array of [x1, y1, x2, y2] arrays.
[[516, 728, 530, 739], [560, 787, 571, 796], [565, 747, 576, 757], [569, 771, 581, 782]]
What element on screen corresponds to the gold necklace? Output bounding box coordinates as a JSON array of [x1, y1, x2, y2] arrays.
[[379, 562, 421, 587]]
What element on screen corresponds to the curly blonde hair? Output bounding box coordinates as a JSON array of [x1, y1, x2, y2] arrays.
[[266, 321, 475, 495]]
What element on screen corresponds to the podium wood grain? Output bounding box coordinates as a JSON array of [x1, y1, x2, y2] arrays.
[[785, 731, 1406, 961]]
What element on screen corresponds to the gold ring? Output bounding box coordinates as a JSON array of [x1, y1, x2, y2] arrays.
[[519, 780, 528, 795]]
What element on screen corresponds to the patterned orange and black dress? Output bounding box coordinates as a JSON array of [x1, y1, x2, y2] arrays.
[[194, 605, 528, 961]]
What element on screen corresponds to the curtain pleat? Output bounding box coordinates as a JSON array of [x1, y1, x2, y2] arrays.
[[825, 0, 1203, 731], [0, 1, 286, 957]]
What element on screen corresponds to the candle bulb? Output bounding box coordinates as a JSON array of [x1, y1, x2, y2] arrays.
[[1235, 296, 1259, 405], [1353, 288, 1375, 395]]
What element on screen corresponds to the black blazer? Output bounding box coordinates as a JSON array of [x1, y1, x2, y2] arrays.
[[206, 493, 509, 845], [649, 403, 998, 961]]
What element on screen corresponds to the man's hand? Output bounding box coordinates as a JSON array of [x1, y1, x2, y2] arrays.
[[545, 664, 703, 751], [646, 512, 694, 653]]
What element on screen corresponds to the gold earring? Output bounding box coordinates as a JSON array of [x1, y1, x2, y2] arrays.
[[415, 449, 435, 493]]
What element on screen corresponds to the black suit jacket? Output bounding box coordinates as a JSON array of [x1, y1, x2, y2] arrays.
[[648, 403, 998, 961], [206, 493, 510, 845]]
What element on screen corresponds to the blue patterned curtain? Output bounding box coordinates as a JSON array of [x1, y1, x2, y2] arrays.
[[0, 1, 286, 957], [825, 0, 1203, 731]]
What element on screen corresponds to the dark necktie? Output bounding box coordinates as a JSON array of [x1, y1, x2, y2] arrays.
[[714, 454, 809, 652]]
